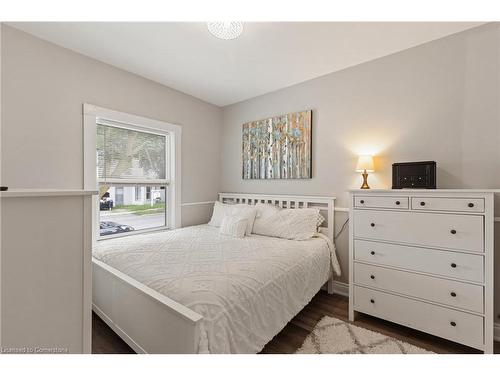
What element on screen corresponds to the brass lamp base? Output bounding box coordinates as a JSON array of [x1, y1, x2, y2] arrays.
[[360, 170, 370, 189]]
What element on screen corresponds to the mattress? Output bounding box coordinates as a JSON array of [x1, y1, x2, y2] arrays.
[[92, 224, 338, 353]]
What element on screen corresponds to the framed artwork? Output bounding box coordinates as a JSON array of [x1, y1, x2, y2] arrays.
[[242, 110, 312, 179]]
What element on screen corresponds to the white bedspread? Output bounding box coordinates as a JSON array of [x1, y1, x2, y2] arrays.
[[92, 225, 338, 353]]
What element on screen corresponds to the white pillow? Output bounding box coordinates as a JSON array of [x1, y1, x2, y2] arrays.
[[252, 203, 321, 240], [208, 201, 233, 227], [219, 215, 248, 238], [231, 204, 257, 235], [208, 201, 257, 235]]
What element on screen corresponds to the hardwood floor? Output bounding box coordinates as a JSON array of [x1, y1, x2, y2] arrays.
[[92, 312, 135, 354], [92, 291, 499, 354]]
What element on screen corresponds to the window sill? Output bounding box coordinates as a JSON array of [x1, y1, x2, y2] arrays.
[[97, 226, 171, 241]]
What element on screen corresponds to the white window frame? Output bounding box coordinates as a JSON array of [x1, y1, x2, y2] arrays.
[[83, 104, 182, 244]]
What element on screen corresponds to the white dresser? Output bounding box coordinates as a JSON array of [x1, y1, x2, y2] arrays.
[[349, 189, 494, 353]]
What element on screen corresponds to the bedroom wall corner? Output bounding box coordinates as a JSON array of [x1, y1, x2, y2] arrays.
[[181, 203, 215, 227]]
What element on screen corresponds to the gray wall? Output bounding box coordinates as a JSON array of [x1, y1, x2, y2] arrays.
[[221, 23, 500, 322], [0, 25, 223, 225]]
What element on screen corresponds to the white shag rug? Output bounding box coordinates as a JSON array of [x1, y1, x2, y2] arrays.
[[296, 316, 434, 354]]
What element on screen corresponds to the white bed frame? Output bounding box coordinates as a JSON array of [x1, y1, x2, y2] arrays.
[[92, 193, 336, 353]]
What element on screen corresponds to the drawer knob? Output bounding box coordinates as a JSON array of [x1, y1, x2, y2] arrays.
[[370, 251, 375, 255], [450, 292, 457, 297], [450, 229, 457, 234], [395, 200, 401, 205], [370, 299, 375, 304], [450, 321, 457, 327], [451, 263, 457, 268], [468, 203, 474, 208], [370, 275, 375, 279], [370, 223, 375, 227], [360, 200, 365, 204], [420, 201, 426, 206]]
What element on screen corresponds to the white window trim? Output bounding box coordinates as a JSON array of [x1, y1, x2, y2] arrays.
[[83, 104, 182, 245]]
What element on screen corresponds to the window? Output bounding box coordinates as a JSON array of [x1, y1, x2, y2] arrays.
[[96, 122, 169, 237], [84, 104, 181, 242]]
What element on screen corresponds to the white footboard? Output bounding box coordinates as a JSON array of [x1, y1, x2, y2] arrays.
[[92, 259, 203, 353]]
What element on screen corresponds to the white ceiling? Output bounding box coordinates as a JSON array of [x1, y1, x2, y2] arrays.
[[10, 22, 484, 107]]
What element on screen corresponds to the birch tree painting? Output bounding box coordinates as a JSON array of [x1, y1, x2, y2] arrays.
[[242, 110, 312, 179]]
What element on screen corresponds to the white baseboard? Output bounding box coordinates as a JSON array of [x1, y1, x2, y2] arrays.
[[331, 280, 349, 297]]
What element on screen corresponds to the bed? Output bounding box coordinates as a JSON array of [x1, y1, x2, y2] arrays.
[[92, 193, 339, 353]]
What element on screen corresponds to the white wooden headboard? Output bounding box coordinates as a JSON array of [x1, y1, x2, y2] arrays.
[[218, 193, 336, 242]]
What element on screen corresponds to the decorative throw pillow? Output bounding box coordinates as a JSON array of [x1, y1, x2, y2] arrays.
[[219, 215, 248, 238], [252, 203, 322, 240], [208, 201, 233, 227], [208, 201, 257, 235], [232, 204, 258, 235]]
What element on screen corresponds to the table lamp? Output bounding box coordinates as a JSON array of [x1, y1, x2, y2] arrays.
[[356, 155, 374, 189]]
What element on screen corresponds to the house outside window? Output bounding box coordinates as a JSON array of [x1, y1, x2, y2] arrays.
[[84, 104, 181, 242]]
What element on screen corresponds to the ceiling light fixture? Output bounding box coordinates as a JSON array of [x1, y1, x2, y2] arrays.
[[207, 22, 243, 40]]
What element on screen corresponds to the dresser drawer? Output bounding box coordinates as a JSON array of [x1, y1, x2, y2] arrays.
[[354, 240, 484, 282], [354, 195, 409, 209], [354, 262, 483, 313], [411, 197, 485, 213], [354, 210, 484, 252], [354, 286, 484, 349]]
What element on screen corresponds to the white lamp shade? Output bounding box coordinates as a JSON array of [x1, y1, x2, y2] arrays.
[[356, 155, 375, 172]]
